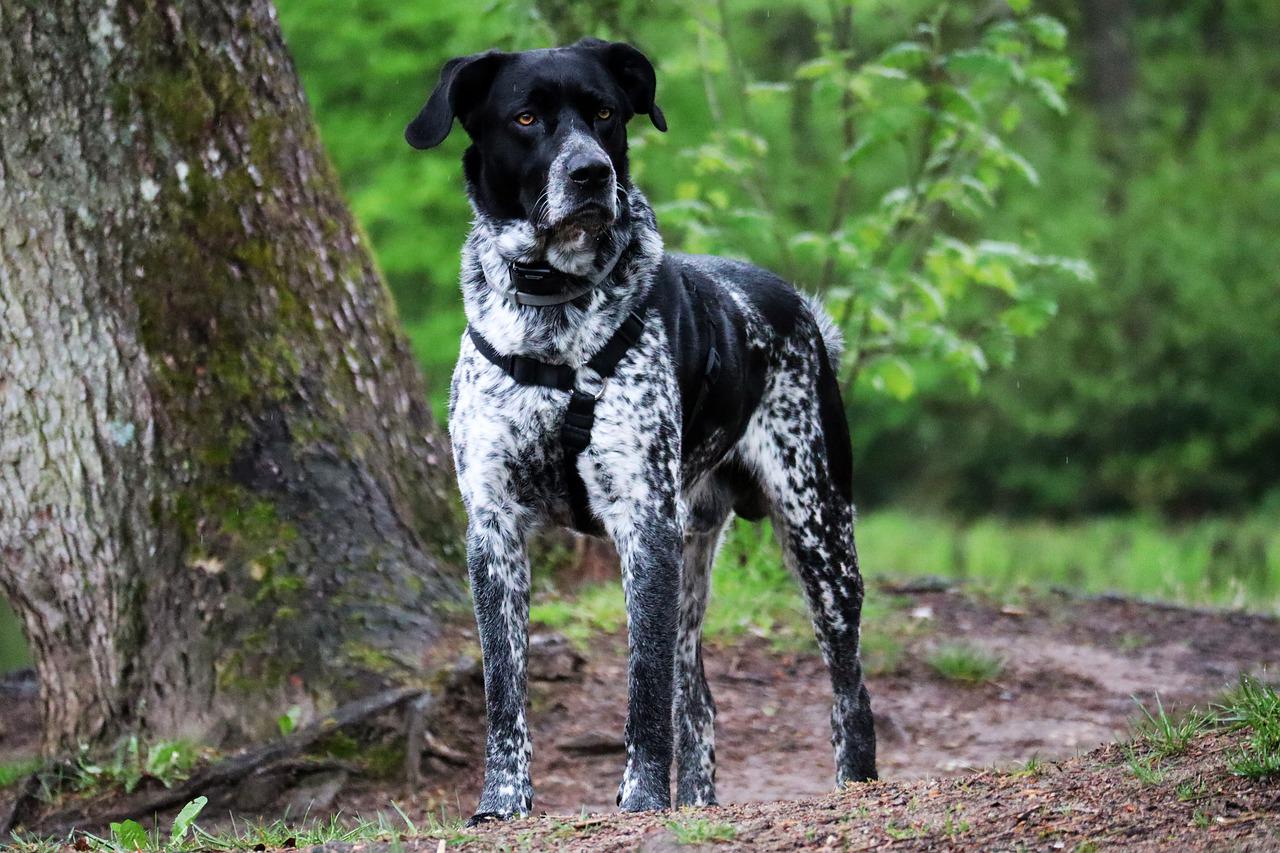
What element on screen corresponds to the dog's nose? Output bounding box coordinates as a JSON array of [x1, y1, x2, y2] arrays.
[[567, 154, 612, 188]]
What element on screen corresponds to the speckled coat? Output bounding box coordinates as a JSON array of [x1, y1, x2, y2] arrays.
[[448, 186, 877, 819], [404, 37, 876, 823]]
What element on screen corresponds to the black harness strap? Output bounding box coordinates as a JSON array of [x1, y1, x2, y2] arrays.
[[467, 308, 648, 530]]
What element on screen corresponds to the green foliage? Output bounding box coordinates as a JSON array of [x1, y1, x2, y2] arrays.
[[69, 798, 207, 852], [271, 0, 1280, 517], [277, 705, 302, 737], [1132, 695, 1210, 758], [531, 507, 1280, 663], [856, 509, 1280, 610], [1123, 746, 1165, 785], [72, 737, 201, 795], [858, 2, 1280, 515], [530, 518, 908, 662], [275, 0, 1084, 417], [926, 642, 1005, 684], [1216, 675, 1280, 780], [170, 797, 208, 846], [665, 815, 737, 844], [0, 758, 40, 788], [107, 819, 148, 852]]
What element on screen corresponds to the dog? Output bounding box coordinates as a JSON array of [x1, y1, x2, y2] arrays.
[[405, 38, 876, 823]]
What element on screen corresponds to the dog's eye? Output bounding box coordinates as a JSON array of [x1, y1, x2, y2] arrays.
[[596, 107, 613, 120], [515, 112, 536, 126]]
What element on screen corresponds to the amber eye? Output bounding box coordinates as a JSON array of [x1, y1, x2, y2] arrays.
[[515, 112, 536, 126], [596, 107, 613, 120]]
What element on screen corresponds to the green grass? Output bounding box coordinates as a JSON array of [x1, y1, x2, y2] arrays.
[[0, 758, 40, 788], [531, 520, 912, 666], [857, 510, 1280, 612], [1132, 694, 1210, 758], [1216, 675, 1280, 780], [1011, 755, 1044, 778], [530, 507, 1280, 670], [664, 815, 737, 844], [926, 643, 1005, 685], [6, 803, 470, 852], [69, 736, 203, 794], [1123, 746, 1166, 785]]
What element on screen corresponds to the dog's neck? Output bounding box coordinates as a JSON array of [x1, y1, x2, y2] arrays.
[[460, 186, 664, 365]]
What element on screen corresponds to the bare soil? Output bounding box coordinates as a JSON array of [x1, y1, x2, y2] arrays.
[[350, 584, 1280, 820], [449, 731, 1279, 850], [3, 584, 1279, 848]]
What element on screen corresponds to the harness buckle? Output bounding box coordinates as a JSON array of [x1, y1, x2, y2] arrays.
[[575, 366, 608, 400]]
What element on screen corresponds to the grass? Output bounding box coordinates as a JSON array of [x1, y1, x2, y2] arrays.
[[1216, 674, 1280, 780], [664, 815, 737, 844], [0, 758, 40, 788], [1011, 755, 1044, 778], [525, 508, 1280, 669], [857, 510, 1280, 613], [1123, 746, 1166, 785], [530, 520, 914, 670], [68, 737, 203, 794], [926, 643, 1005, 684], [1132, 694, 1211, 758], [9, 803, 469, 852]]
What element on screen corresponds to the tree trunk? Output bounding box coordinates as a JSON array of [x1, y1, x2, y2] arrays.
[[0, 0, 464, 755]]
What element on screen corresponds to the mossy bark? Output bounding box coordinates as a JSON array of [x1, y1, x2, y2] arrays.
[[0, 0, 464, 754]]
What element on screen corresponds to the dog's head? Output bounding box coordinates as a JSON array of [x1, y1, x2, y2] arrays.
[[405, 39, 665, 243]]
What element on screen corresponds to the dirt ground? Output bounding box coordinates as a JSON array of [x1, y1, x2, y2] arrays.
[[450, 730, 1280, 850], [3, 583, 1279, 847], [347, 584, 1280, 820]]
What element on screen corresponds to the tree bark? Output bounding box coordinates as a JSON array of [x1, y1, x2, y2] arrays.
[[0, 0, 464, 755]]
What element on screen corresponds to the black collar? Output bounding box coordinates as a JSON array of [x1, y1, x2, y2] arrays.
[[507, 260, 598, 307]]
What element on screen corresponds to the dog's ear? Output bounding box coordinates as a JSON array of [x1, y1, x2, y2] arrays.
[[580, 39, 667, 132], [405, 51, 506, 150]]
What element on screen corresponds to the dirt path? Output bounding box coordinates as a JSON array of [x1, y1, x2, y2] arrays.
[[357, 585, 1279, 821], [3, 584, 1278, 844], [450, 731, 1279, 850]]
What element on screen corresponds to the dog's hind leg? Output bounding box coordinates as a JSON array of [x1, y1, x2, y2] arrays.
[[736, 338, 877, 786], [674, 498, 731, 806]]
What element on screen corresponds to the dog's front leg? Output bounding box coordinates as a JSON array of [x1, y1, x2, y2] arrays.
[[604, 506, 682, 812], [464, 507, 534, 824]]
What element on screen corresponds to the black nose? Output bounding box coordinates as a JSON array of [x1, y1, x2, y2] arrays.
[[567, 154, 612, 188]]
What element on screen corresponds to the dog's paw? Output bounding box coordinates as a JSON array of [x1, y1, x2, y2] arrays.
[[465, 810, 518, 828], [616, 779, 671, 813]]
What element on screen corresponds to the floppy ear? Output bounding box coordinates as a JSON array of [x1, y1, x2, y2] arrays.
[[405, 51, 505, 150], [580, 39, 667, 132]]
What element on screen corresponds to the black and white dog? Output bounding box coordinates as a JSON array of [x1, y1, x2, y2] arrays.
[[405, 38, 876, 823]]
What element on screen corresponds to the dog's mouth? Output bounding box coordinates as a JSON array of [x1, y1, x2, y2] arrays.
[[545, 202, 615, 240]]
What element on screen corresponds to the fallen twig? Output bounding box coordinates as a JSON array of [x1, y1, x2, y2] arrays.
[[23, 686, 424, 837]]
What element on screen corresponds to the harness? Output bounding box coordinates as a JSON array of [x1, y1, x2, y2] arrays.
[[467, 257, 719, 530]]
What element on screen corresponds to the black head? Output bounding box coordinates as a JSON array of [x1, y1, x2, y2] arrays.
[[405, 39, 666, 239]]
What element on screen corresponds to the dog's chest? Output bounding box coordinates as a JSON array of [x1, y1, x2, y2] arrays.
[[449, 323, 682, 517]]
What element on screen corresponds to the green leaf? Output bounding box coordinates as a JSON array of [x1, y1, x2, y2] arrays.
[[868, 357, 916, 400], [278, 705, 302, 737], [1001, 298, 1059, 336], [946, 49, 1024, 84], [1025, 15, 1068, 50], [878, 41, 930, 70], [1027, 77, 1067, 115], [1006, 0, 1031, 12], [794, 56, 838, 81], [111, 819, 148, 851], [170, 796, 208, 845]]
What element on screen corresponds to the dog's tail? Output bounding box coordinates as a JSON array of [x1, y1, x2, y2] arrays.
[[802, 292, 844, 373]]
